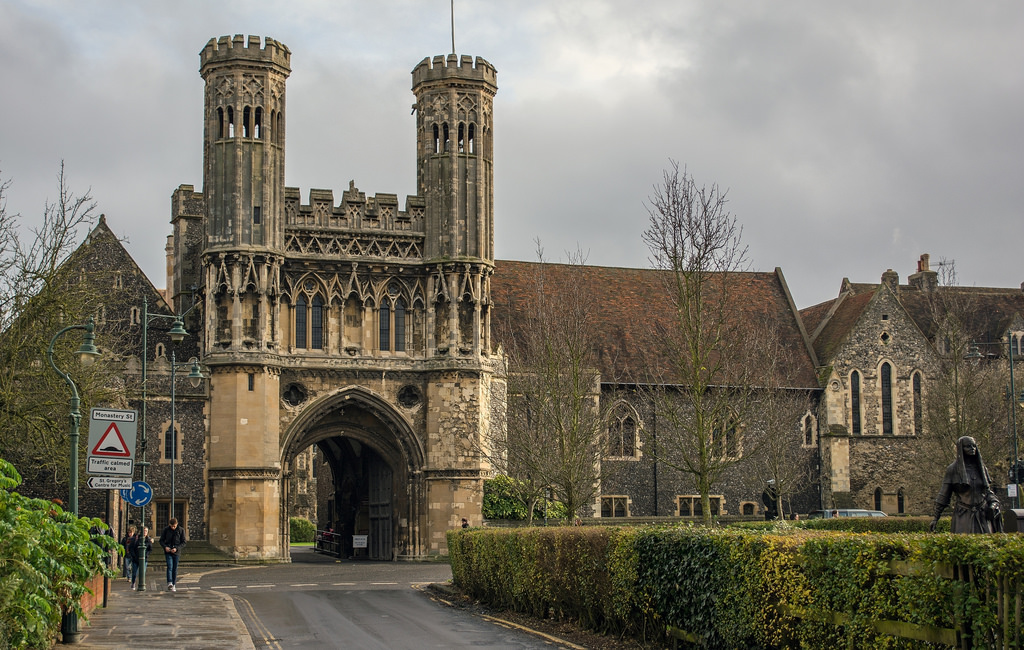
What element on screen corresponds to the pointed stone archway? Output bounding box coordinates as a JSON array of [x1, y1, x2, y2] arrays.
[[280, 386, 425, 559]]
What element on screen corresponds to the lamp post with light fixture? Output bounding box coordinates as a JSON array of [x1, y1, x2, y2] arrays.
[[167, 351, 204, 523], [46, 316, 101, 643]]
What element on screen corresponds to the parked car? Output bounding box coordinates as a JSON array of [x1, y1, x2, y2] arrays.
[[805, 509, 888, 519]]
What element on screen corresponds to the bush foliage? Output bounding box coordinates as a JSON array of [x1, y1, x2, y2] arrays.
[[0, 459, 117, 648], [289, 517, 316, 543], [482, 475, 568, 521], [449, 523, 1024, 648]]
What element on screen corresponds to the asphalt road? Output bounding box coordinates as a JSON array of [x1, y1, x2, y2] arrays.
[[193, 548, 560, 649]]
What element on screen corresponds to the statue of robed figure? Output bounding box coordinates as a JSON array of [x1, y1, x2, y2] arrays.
[[931, 436, 1004, 533]]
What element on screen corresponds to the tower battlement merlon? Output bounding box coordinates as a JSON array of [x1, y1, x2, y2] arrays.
[[412, 54, 496, 88], [200, 34, 291, 74]]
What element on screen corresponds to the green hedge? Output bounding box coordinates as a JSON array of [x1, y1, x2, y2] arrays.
[[289, 517, 316, 543], [734, 516, 950, 534], [448, 524, 1024, 648]]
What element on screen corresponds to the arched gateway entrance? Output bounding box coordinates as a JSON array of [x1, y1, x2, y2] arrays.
[[281, 387, 425, 560]]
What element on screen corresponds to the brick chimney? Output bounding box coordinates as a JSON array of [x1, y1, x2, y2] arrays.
[[881, 269, 900, 295], [907, 253, 938, 292]]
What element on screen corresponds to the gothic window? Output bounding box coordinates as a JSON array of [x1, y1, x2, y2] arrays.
[[254, 107, 263, 139], [129, 306, 140, 326], [851, 370, 862, 434], [897, 488, 905, 514], [155, 342, 166, 359], [432, 124, 439, 154], [874, 487, 882, 511], [443, 123, 450, 152], [468, 124, 475, 153], [742, 502, 755, 516], [295, 296, 307, 349], [227, 106, 235, 137], [457, 123, 465, 152], [912, 372, 923, 435], [607, 406, 638, 458], [217, 107, 224, 138], [394, 298, 406, 352], [803, 414, 814, 446], [248, 373, 254, 392], [310, 296, 324, 350], [881, 362, 894, 434], [678, 495, 722, 517], [600, 496, 628, 518], [276, 111, 282, 145], [711, 417, 741, 459], [379, 302, 391, 351], [164, 424, 178, 461], [242, 106, 251, 137]]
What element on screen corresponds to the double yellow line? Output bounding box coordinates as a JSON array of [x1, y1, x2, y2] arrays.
[[234, 595, 281, 649]]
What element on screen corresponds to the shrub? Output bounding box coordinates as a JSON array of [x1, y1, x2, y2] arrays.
[[0, 459, 116, 648], [289, 517, 316, 543]]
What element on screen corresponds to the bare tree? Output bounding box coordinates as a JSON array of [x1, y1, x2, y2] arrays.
[[918, 262, 1011, 485], [641, 161, 753, 525], [0, 164, 126, 491], [489, 243, 611, 521], [741, 320, 817, 518]]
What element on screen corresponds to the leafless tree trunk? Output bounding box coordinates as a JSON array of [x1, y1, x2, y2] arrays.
[[489, 243, 610, 521], [640, 161, 754, 525]]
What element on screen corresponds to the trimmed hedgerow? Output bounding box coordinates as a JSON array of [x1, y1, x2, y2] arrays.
[[289, 517, 316, 543], [449, 524, 1024, 648]]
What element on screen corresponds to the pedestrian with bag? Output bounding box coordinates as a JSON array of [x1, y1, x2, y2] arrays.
[[159, 518, 186, 592]]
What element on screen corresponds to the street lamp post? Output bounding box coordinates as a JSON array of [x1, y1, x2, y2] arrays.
[[137, 294, 194, 592], [46, 317, 101, 643]]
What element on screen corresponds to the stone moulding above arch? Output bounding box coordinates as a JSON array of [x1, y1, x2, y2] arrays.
[[279, 385, 425, 473]]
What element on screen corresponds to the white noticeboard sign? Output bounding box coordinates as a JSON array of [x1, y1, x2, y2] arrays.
[[1009, 484, 1018, 498], [352, 535, 368, 549], [87, 408, 137, 476], [87, 476, 132, 490]]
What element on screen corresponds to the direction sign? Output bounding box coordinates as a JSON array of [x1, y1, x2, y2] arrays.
[[88, 476, 132, 490], [120, 481, 154, 507], [87, 457, 133, 476]]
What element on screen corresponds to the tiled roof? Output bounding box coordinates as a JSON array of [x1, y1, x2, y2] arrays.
[[491, 260, 819, 388], [801, 292, 874, 363]]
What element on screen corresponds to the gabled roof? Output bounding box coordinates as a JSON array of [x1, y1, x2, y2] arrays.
[[491, 260, 820, 389], [802, 260, 1024, 364]]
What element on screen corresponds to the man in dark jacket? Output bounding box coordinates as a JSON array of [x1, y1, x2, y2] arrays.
[[159, 518, 186, 591]]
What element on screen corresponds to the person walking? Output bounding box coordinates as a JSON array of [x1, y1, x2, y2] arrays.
[[126, 526, 152, 590], [159, 518, 186, 591]]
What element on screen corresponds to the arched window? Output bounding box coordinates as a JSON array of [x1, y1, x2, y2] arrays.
[[608, 407, 638, 457], [227, 106, 235, 137], [254, 107, 263, 139], [881, 362, 893, 434], [379, 302, 391, 351], [912, 372, 923, 435], [276, 111, 283, 144], [310, 296, 324, 350], [457, 123, 465, 152], [712, 417, 740, 459], [897, 488, 905, 514], [803, 415, 814, 446], [468, 124, 475, 153], [443, 123, 450, 152], [432, 124, 439, 153], [742, 503, 755, 516], [295, 296, 307, 349], [394, 298, 406, 352], [851, 370, 862, 434], [164, 424, 178, 461], [242, 106, 251, 138], [217, 107, 225, 138], [874, 487, 882, 511]]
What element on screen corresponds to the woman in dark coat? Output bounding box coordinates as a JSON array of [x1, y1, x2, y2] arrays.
[[127, 526, 153, 590], [931, 436, 1003, 533]]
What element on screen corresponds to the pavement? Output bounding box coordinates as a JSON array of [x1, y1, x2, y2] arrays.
[[74, 571, 254, 649]]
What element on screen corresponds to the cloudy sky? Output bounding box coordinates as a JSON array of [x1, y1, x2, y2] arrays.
[[1, 1, 1021, 308]]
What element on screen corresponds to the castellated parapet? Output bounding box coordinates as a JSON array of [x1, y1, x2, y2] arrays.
[[200, 34, 291, 73], [412, 54, 497, 88], [283, 186, 425, 233]]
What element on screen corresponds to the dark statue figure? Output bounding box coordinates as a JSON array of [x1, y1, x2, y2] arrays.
[[931, 436, 1004, 533]]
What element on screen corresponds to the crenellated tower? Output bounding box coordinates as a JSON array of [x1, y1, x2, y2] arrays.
[[413, 54, 497, 357]]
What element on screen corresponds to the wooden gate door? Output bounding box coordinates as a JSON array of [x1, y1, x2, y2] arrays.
[[368, 460, 393, 560]]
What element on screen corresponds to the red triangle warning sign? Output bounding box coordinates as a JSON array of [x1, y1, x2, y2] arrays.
[[91, 422, 131, 457]]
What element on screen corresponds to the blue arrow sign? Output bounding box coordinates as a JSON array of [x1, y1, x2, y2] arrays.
[[120, 481, 153, 507]]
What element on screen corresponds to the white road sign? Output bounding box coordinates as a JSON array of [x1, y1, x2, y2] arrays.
[[87, 457, 133, 476], [88, 408, 137, 476], [88, 476, 132, 490]]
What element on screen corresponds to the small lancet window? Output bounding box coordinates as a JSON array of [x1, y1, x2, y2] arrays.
[[254, 107, 263, 139], [227, 106, 235, 137], [443, 123, 450, 152], [311, 296, 324, 350], [276, 112, 282, 144], [380, 302, 391, 351], [217, 107, 225, 138], [432, 124, 440, 154], [253, 206, 261, 224], [394, 298, 406, 352], [242, 107, 251, 138], [457, 123, 465, 153], [468, 124, 475, 153]]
